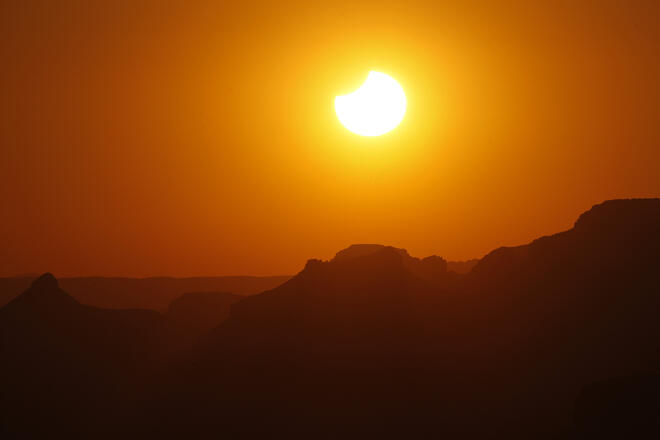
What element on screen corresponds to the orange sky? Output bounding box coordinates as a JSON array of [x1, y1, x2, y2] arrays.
[[1, 1, 659, 277]]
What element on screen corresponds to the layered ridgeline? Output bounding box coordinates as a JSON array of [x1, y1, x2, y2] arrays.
[[0, 275, 291, 311], [169, 199, 660, 438], [166, 291, 243, 336], [1, 199, 659, 439]]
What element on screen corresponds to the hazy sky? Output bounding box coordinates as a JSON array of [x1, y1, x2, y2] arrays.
[[1, 1, 659, 277]]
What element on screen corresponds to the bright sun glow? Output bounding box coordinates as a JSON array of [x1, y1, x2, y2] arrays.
[[335, 71, 407, 137]]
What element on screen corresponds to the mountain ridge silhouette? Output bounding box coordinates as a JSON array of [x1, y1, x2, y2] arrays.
[[1, 198, 659, 439], [171, 198, 660, 438], [0, 275, 291, 310]]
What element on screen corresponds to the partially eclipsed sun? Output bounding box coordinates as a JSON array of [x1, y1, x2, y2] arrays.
[[335, 71, 407, 137]]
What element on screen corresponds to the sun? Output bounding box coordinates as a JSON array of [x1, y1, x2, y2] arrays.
[[334, 71, 407, 137]]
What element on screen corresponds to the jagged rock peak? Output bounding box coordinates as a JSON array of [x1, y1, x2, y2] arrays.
[[3, 272, 79, 310], [30, 272, 59, 291]]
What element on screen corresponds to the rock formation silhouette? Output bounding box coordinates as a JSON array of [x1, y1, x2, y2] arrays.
[[1, 199, 659, 439], [0, 275, 290, 310], [0, 273, 177, 438]]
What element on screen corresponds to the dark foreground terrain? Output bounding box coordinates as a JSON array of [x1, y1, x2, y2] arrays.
[[1, 199, 659, 439]]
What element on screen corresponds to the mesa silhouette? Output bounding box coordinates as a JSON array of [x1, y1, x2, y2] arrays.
[[1, 199, 659, 439]]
